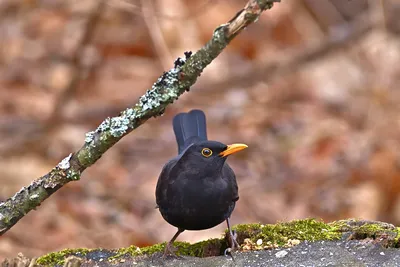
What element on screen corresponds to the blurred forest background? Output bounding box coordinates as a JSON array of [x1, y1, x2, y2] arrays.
[[1, 0, 400, 261]]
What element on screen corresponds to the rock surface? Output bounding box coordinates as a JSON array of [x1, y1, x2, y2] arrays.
[[18, 240, 400, 267], [2, 219, 400, 267], [116, 240, 400, 267]]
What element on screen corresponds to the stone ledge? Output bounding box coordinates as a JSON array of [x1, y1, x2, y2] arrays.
[[2, 218, 399, 267]]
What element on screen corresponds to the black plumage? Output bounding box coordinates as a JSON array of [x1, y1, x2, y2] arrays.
[[155, 109, 247, 256]]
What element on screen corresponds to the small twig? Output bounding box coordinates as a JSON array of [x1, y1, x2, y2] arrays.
[[46, 0, 106, 127], [197, 8, 377, 92], [0, 0, 280, 236], [110, 0, 219, 20], [0, 0, 105, 157], [376, 0, 387, 31], [140, 0, 173, 70]]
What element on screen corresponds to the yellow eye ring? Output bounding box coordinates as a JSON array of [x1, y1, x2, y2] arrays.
[[201, 148, 213, 157]]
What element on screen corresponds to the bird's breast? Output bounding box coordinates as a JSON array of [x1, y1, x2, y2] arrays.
[[158, 175, 235, 230]]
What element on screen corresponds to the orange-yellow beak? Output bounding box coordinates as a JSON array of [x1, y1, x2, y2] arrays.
[[219, 143, 248, 157]]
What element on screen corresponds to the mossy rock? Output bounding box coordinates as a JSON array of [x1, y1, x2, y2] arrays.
[[4, 218, 400, 267]]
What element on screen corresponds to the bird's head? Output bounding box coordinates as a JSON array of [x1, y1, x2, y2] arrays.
[[178, 140, 248, 174]]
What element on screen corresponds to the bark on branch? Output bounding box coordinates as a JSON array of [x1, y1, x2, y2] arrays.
[[0, 0, 281, 236]]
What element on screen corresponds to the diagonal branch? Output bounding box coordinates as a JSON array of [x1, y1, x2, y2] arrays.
[[0, 0, 281, 236]]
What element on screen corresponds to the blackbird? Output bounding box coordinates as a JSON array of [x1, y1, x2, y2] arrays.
[[155, 109, 247, 256]]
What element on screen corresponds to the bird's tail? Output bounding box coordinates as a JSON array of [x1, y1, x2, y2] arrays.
[[173, 109, 208, 154]]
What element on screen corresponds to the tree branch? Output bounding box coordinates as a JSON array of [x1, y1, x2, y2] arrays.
[[0, 0, 281, 236]]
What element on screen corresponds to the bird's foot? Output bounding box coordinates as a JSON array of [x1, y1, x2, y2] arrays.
[[224, 248, 232, 257], [162, 242, 183, 259], [224, 229, 239, 259]]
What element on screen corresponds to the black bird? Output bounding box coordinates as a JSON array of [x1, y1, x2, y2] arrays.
[[155, 109, 247, 256]]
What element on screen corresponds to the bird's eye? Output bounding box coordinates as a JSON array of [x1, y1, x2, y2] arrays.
[[201, 148, 213, 157]]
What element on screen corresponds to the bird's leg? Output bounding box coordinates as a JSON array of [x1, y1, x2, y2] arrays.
[[224, 218, 239, 257], [163, 228, 185, 257]]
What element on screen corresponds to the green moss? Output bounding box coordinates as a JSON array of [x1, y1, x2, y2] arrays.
[[232, 223, 262, 236], [329, 219, 400, 248], [109, 238, 224, 263], [139, 243, 166, 255], [36, 248, 91, 266], [175, 238, 222, 257], [355, 224, 389, 237], [108, 245, 141, 262], [328, 219, 348, 232], [108, 244, 166, 263], [233, 218, 341, 248], [108, 244, 169, 262], [394, 227, 400, 245], [330, 219, 395, 236]]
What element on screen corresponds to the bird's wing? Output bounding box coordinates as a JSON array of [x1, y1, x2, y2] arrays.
[[155, 158, 178, 207], [222, 163, 239, 202]]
